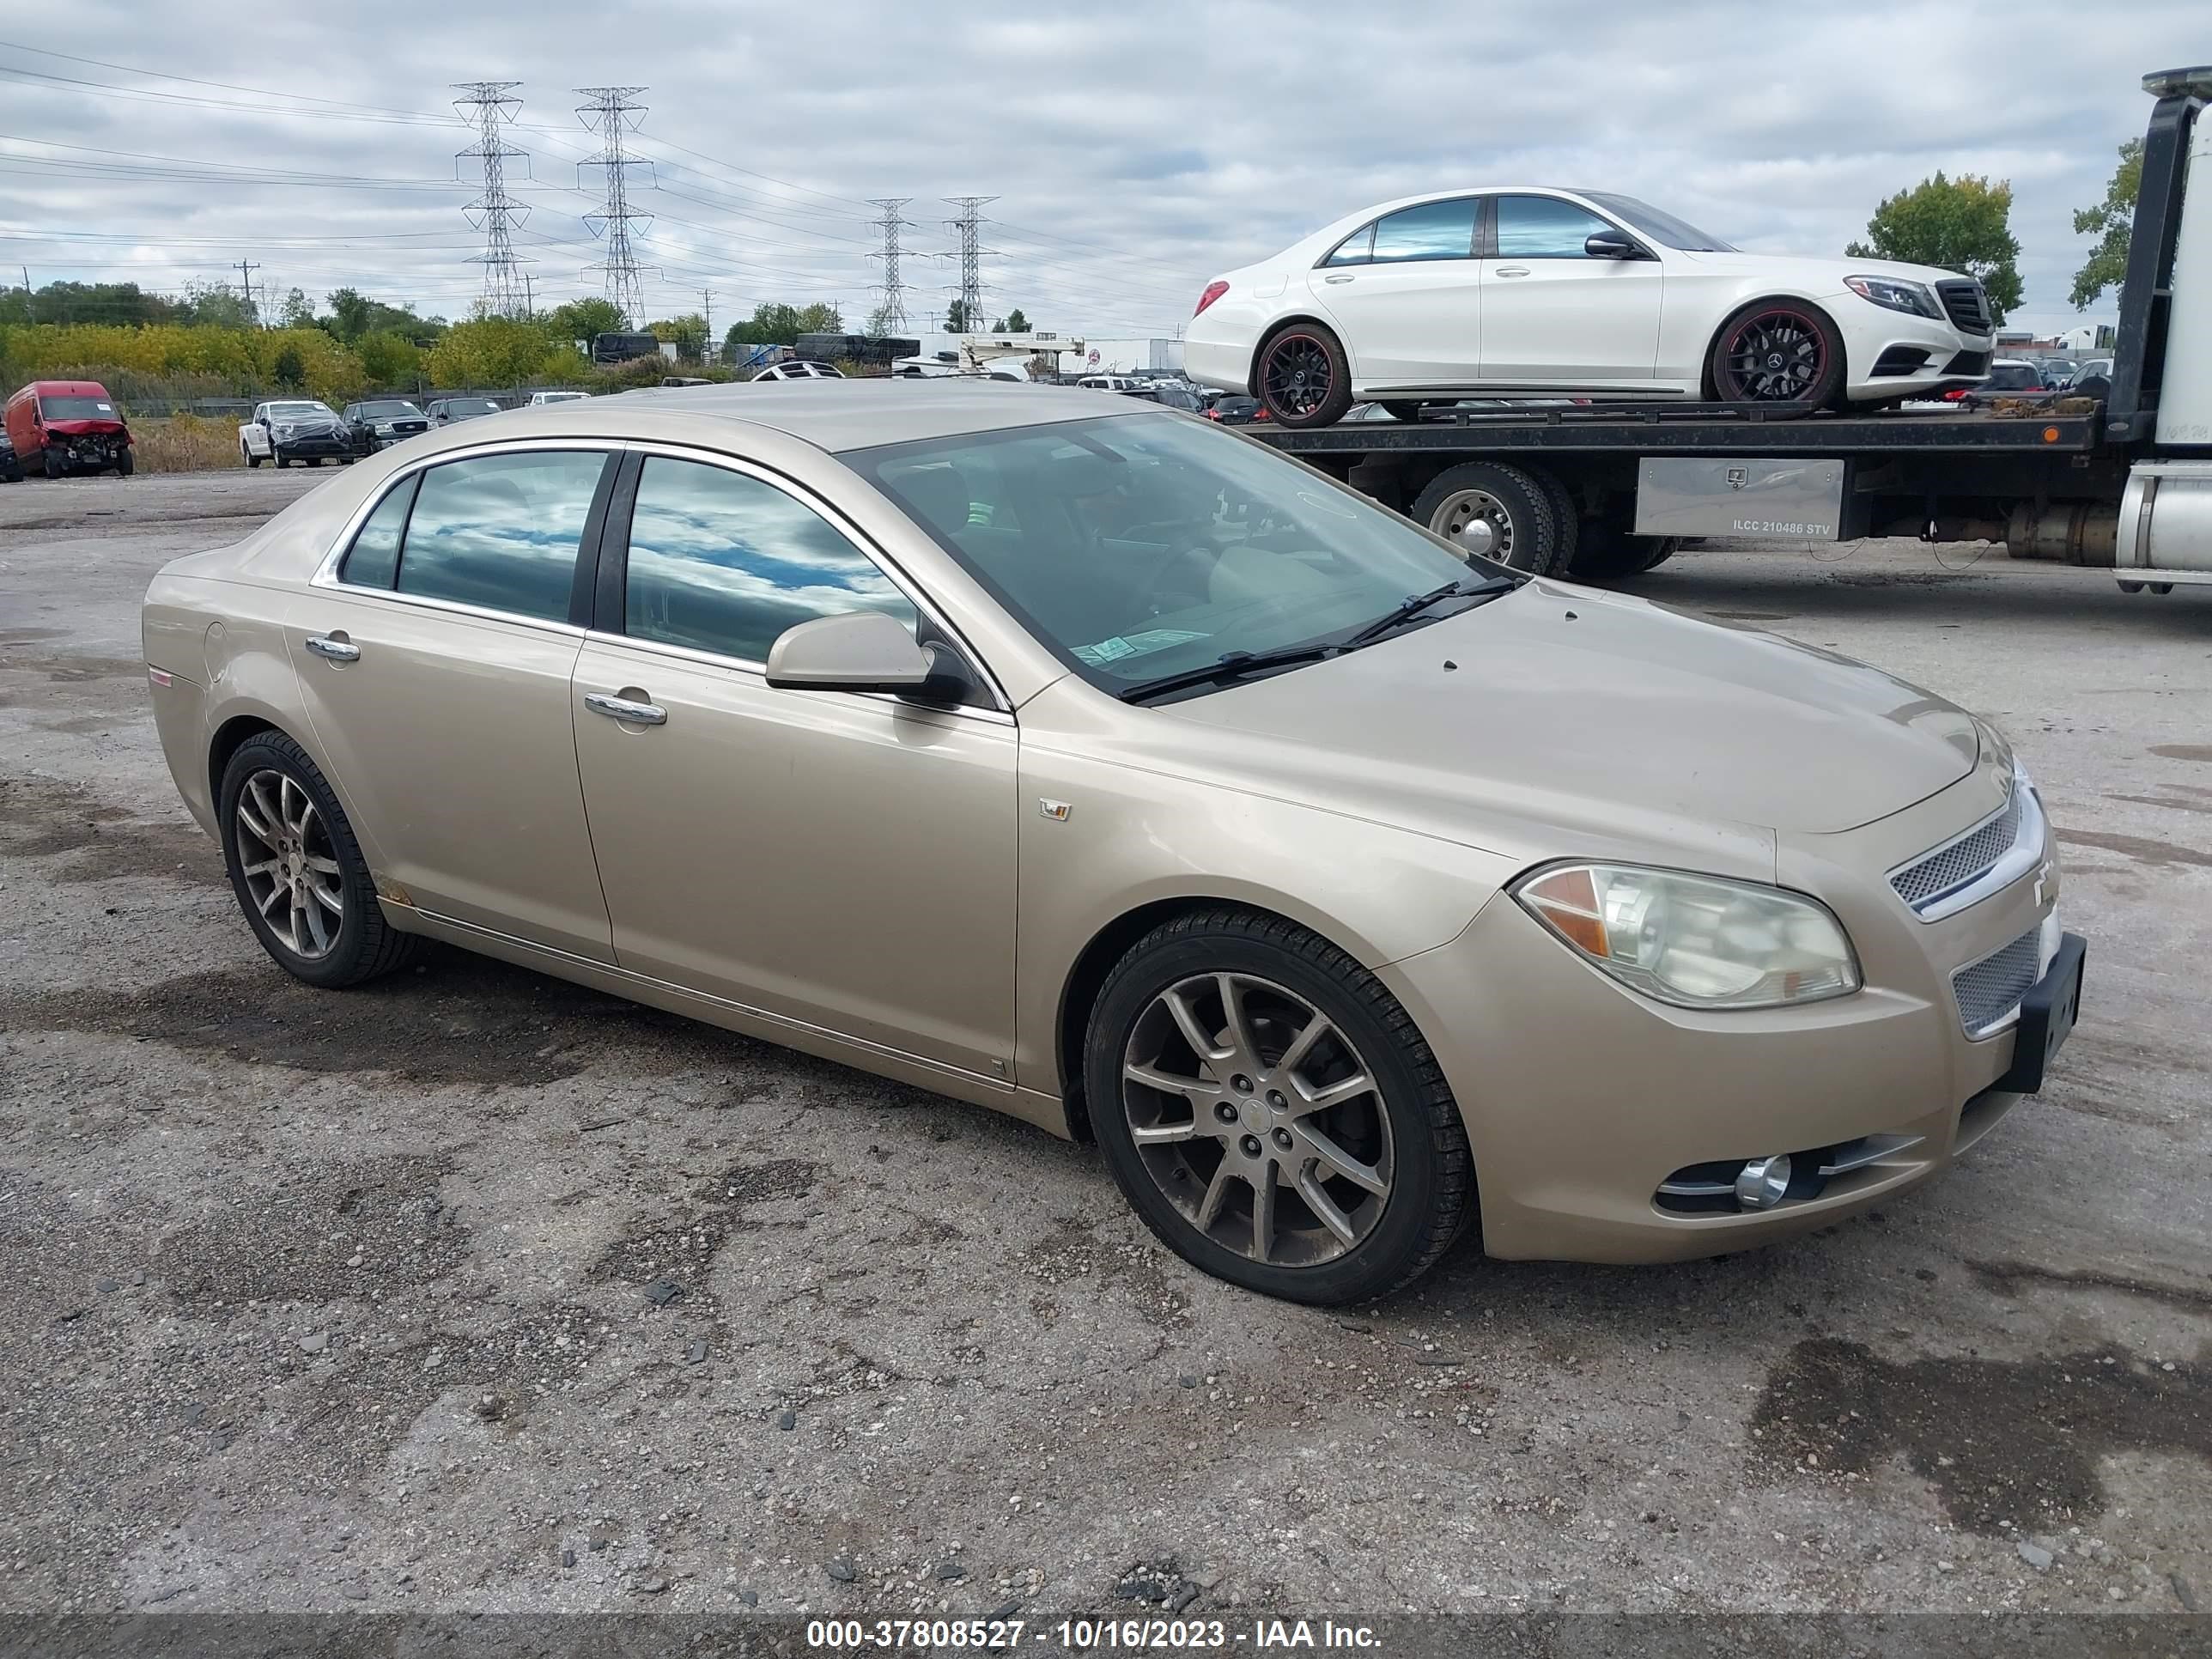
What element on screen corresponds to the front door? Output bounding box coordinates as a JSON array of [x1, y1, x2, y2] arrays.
[[1479, 195, 1666, 390], [285, 446, 617, 960], [569, 451, 1019, 1079]]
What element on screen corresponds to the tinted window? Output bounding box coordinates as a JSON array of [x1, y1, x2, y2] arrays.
[[1370, 198, 1476, 262], [395, 451, 607, 623], [337, 475, 418, 590], [1322, 224, 1375, 267], [1495, 196, 1618, 258], [623, 456, 916, 662], [1580, 192, 1732, 251]]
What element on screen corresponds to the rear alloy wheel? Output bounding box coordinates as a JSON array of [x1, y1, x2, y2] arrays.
[[218, 732, 422, 988], [1409, 461, 1564, 576], [1710, 301, 1844, 409], [1086, 909, 1473, 1304], [1256, 324, 1354, 429]]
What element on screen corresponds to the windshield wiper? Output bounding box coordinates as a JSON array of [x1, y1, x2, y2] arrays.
[[1341, 574, 1516, 650], [1115, 642, 1342, 705]]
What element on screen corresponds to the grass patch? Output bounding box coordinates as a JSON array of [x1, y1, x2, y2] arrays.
[[132, 414, 240, 472]]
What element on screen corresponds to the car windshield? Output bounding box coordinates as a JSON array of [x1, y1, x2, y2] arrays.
[[37, 395, 118, 420], [270, 402, 333, 419], [356, 401, 422, 418], [1581, 192, 1735, 252], [849, 413, 1501, 696], [448, 399, 500, 415]]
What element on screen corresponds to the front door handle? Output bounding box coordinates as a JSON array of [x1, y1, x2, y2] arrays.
[[304, 633, 360, 662], [584, 691, 667, 726], [1493, 265, 1532, 278], [1323, 274, 1355, 284]]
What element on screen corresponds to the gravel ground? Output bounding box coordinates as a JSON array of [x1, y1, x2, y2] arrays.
[[1, 470, 2207, 1622]]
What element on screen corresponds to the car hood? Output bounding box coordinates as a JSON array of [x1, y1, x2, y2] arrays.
[[1157, 580, 1978, 845], [43, 417, 128, 437], [1673, 247, 1970, 293]]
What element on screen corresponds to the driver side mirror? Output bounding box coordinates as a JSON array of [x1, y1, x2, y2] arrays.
[[764, 611, 969, 703], [1584, 230, 1645, 259]]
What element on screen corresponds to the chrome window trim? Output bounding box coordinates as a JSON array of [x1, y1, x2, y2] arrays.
[[578, 627, 1014, 729], [1887, 775, 2048, 923]]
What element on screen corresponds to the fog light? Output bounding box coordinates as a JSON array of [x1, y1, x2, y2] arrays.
[[1734, 1154, 1792, 1212]]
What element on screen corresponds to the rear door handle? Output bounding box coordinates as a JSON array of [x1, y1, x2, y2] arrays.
[[1493, 265, 1531, 278], [584, 691, 667, 726], [1323, 274, 1355, 284], [304, 633, 360, 662]]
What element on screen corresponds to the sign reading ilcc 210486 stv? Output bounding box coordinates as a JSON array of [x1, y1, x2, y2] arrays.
[[1634, 458, 1846, 540]]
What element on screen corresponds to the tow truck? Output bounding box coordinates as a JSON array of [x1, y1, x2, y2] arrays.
[[1248, 65, 2212, 597]]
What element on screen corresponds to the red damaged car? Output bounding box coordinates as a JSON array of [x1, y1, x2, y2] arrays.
[[3, 380, 136, 478]]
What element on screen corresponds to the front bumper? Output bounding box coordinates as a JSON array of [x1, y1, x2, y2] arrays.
[[1844, 306, 1992, 400], [273, 432, 353, 459], [1379, 766, 2072, 1263]]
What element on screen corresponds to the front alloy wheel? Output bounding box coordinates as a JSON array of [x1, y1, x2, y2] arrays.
[[1711, 303, 1844, 406], [1123, 971, 1393, 1268], [1086, 908, 1473, 1304]]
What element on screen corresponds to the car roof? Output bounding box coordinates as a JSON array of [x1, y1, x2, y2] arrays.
[[27, 380, 112, 396], [562, 379, 1131, 453]]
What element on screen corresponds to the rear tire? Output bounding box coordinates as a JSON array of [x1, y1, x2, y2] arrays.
[[1379, 400, 1426, 423], [1409, 461, 1565, 576], [217, 732, 423, 989], [1255, 323, 1354, 429], [1085, 908, 1474, 1305]]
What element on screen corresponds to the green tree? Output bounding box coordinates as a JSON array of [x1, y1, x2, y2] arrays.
[[1844, 172, 2022, 325], [426, 316, 551, 387], [545, 296, 627, 348], [1002, 307, 1030, 332], [270, 343, 307, 390], [943, 297, 972, 333], [863, 301, 897, 337], [793, 301, 842, 335], [325, 287, 443, 346], [2069, 138, 2142, 311], [180, 281, 259, 330], [647, 313, 710, 361], [357, 330, 423, 388], [277, 288, 317, 328]]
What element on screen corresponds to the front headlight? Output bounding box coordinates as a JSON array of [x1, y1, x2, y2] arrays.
[[1844, 274, 1941, 319], [1513, 863, 1861, 1010]]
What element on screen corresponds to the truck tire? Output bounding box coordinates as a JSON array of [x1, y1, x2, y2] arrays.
[[116, 449, 135, 477], [1522, 465, 1579, 577], [1255, 323, 1354, 429], [1409, 462, 1564, 577], [43, 449, 65, 480], [245, 448, 262, 468], [1567, 515, 1677, 582]]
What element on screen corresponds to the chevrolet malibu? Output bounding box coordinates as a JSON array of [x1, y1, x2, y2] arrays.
[[1186, 186, 1997, 427], [143, 384, 2083, 1304]]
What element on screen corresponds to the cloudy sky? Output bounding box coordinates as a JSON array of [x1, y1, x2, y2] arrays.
[[2, 1, 2202, 337]]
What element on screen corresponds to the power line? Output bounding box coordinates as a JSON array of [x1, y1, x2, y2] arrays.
[[574, 85, 653, 325], [453, 81, 531, 319], [866, 198, 915, 331], [944, 196, 996, 330]]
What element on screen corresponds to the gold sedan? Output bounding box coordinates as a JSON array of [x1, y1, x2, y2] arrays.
[[143, 384, 2084, 1303]]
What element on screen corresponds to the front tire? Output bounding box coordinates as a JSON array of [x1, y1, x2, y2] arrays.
[[1708, 300, 1845, 410], [116, 450, 134, 477], [1085, 909, 1474, 1305], [217, 732, 422, 988], [245, 448, 262, 468], [1255, 324, 1354, 429], [1409, 461, 1565, 576]]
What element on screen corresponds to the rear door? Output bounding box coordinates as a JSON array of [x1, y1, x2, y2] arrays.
[[285, 444, 620, 960], [1479, 194, 1665, 390], [1306, 198, 1481, 388]]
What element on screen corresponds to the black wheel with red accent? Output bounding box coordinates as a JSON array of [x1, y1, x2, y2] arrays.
[[1256, 324, 1353, 429], [1708, 301, 1844, 410]]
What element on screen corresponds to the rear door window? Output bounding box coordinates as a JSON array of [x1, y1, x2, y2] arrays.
[[337, 474, 418, 590], [1370, 198, 1478, 263], [392, 451, 611, 623], [1322, 224, 1375, 267]]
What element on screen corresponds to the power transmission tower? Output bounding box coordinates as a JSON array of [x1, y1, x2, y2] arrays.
[[943, 197, 997, 332], [575, 86, 654, 325], [867, 198, 916, 331], [453, 82, 532, 319]]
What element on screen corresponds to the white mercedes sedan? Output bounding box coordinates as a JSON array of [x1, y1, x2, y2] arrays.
[[1186, 188, 1996, 427]]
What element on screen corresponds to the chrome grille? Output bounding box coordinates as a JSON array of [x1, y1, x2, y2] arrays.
[[1953, 927, 2040, 1036], [1891, 790, 2026, 910], [1936, 280, 1991, 335]]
